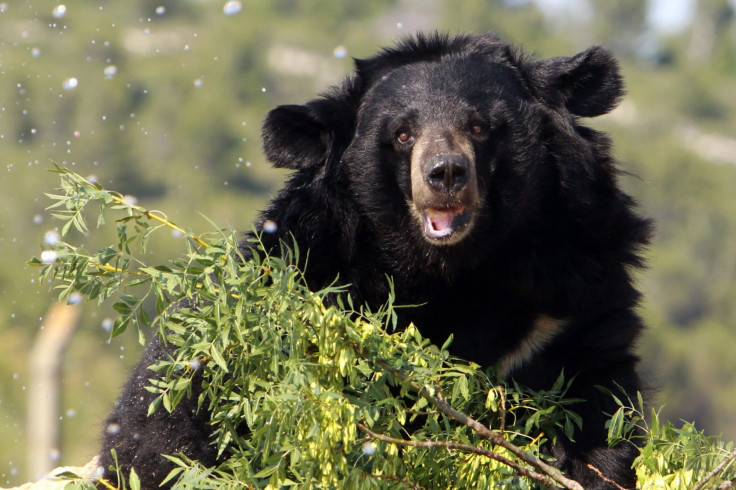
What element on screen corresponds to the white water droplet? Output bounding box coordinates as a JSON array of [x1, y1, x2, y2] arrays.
[[362, 441, 377, 455], [67, 292, 83, 305], [223, 1, 242, 15], [193, 78, 203, 88], [44, 230, 60, 246], [0, 3, 8, 14], [31, 47, 41, 58], [101, 318, 113, 331], [62, 77, 78, 91], [52, 5, 66, 18], [263, 220, 278, 233], [103, 65, 117, 78], [333, 45, 348, 59], [122, 195, 138, 206], [41, 250, 58, 264], [48, 448, 61, 462], [106, 423, 121, 435], [155, 6, 166, 15], [33, 214, 43, 225]]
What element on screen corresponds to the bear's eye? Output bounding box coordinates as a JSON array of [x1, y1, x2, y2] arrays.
[[396, 131, 415, 145], [470, 124, 484, 135]]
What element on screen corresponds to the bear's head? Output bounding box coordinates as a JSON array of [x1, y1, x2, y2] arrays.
[[262, 33, 638, 276]]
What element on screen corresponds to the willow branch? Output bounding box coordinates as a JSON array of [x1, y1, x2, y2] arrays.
[[90, 261, 148, 277], [360, 469, 425, 490], [375, 360, 583, 490], [56, 167, 209, 249], [586, 463, 629, 490], [693, 449, 736, 490], [357, 423, 558, 489], [108, 194, 209, 249]]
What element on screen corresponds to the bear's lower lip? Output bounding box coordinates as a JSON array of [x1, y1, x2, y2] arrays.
[[423, 206, 472, 241]]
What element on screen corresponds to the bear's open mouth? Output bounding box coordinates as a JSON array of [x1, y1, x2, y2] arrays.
[[423, 206, 472, 241]]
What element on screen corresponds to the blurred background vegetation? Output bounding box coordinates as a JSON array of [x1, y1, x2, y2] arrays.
[[0, 0, 735, 485]]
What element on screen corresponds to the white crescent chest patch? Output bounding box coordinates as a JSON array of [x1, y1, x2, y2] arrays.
[[497, 315, 567, 378]]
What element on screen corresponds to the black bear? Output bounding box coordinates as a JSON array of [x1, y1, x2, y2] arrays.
[[100, 32, 651, 489]]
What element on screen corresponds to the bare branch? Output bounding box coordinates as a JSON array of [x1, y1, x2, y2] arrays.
[[586, 463, 631, 490], [364, 471, 426, 490], [357, 423, 558, 489], [693, 449, 736, 490], [374, 360, 584, 490]]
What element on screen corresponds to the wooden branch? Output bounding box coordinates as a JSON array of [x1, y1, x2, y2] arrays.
[[375, 360, 584, 490], [357, 423, 558, 489], [586, 463, 631, 490], [693, 449, 736, 490], [362, 470, 425, 490]]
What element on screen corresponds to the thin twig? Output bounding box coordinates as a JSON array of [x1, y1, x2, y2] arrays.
[[693, 449, 736, 490], [60, 168, 209, 249], [358, 423, 558, 489], [375, 360, 584, 490], [586, 463, 631, 490], [109, 194, 209, 249], [96, 477, 118, 490], [364, 471, 425, 490], [498, 385, 507, 433], [90, 261, 148, 277]]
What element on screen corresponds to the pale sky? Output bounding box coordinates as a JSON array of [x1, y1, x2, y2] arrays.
[[647, 0, 696, 33], [532, 0, 701, 33]]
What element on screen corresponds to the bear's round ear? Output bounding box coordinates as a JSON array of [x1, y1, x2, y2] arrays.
[[261, 105, 329, 170], [529, 46, 624, 117]]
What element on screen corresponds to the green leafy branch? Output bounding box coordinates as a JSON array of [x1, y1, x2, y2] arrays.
[[34, 167, 616, 488], [356, 360, 584, 490], [44, 162, 208, 249], [31, 164, 212, 342], [34, 168, 736, 489], [606, 390, 736, 489]]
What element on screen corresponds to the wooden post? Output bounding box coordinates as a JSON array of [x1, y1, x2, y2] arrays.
[[26, 302, 82, 480]]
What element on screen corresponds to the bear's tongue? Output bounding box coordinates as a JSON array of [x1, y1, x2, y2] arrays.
[[425, 207, 465, 239]]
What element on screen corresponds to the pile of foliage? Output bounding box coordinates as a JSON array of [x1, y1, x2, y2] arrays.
[[34, 167, 736, 489]]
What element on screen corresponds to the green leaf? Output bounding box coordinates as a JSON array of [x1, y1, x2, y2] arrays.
[[209, 344, 229, 372], [158, 466, 184, 487], [112, 302, 131, 315], [128, 468, 141, 490], [147, 396, 162, 417], [253, 463, 280, 479]]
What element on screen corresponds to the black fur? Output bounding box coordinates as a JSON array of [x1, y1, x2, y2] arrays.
[[100, 33, 651, 489]]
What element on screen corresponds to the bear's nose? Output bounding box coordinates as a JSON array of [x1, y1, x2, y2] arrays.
[[425, 153, 468, 194]]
